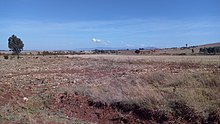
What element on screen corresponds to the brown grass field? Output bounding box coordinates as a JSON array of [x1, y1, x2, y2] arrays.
[[0, 54, 220, 123]]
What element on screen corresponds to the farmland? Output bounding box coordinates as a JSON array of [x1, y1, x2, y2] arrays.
[[0, 54, 220, 123]]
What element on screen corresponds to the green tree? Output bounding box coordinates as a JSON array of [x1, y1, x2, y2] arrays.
[[8, 35, 24, 58]]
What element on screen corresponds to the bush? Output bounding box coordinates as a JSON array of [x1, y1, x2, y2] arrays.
[[3, 55, 9, 59], [135, 50, 141, 54]]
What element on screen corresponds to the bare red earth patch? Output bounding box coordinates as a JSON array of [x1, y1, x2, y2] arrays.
[[51, 92, 220, 124], [52, 92, 150, 124]]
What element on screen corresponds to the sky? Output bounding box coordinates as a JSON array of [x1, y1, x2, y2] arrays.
[[0, 0, 220, 50]]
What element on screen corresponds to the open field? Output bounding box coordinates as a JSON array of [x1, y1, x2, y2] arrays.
[[67, 54, 220, 65], [0, 54, 220, 123]]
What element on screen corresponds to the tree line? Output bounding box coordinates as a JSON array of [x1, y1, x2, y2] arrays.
[[199, 46, 220, 54]]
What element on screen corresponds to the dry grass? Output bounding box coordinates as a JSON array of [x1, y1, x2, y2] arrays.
[[0, 54, 220, 123], [68, 54, 220, 65], [66, 55, 220, 121], [72, 70, 220, 117]]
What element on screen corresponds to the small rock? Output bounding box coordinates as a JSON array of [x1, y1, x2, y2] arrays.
[[23, 97, 28, 101]]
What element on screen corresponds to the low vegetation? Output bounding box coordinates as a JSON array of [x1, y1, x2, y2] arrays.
[[199, 46, 220, 55], [3, 55, 8, 60], [0, 54, 219, 123]]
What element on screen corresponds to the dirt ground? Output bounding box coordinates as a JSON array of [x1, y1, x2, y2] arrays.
[[0, 55, 220, 123]]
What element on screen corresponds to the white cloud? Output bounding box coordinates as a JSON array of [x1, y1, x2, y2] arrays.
[[92, 38, 110, 45], [125, 43, 148, 48], [126, 44, 135, 47], [140, 44, 146, 47], [92, 38, 102, 43]]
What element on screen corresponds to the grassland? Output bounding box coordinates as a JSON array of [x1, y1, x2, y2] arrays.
[[0, 54, 219, 123]]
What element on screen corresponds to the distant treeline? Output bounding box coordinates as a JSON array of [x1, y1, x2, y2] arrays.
[[38, 50, 119, 55], [92, 49, 119, 54], [199, 46, 220, 54], [37, 51, 85, 55]]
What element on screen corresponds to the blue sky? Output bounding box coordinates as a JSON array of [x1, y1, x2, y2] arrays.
[[0, 0, 220, 50]]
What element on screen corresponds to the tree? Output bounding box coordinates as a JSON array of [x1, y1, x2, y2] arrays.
[[8, 35, 24, 58], [135, 49, 140, 54], [192, 49, 194, 54]]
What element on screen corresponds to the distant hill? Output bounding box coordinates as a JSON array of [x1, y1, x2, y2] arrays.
[[145, 42, 220, 55], [198, 42, 220, 48], [74, 46, 158, 51]]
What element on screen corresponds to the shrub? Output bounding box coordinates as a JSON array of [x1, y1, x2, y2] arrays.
[[135, 50, 141, 54], [3, 55, 9, 59]]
